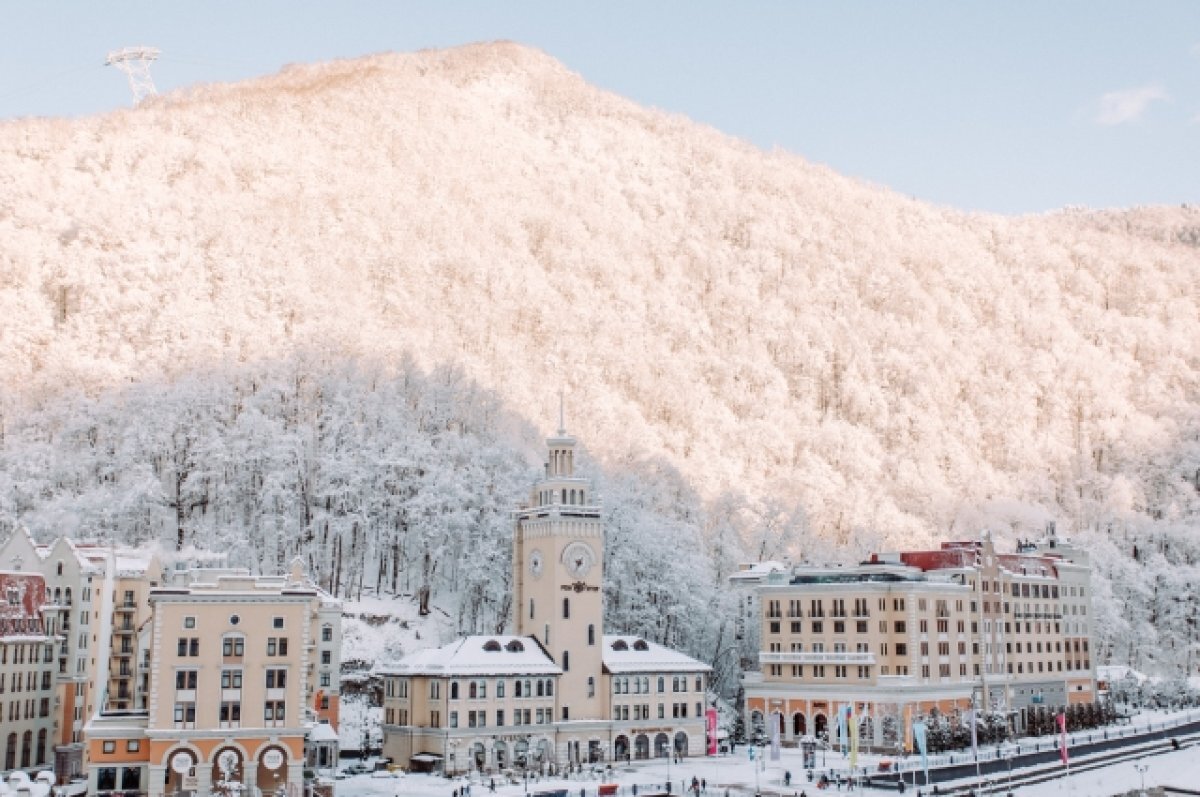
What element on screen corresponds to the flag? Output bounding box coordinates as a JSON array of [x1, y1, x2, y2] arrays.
[[912, 720, 929, 783], [1057, 711, 1069, 766], [836, 706, 845, 750], [769, 711, 781, 761], [705, 708, 718, 756], [848, 713, 859, 771]]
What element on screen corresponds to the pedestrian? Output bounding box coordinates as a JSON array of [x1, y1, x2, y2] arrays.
[[453, 789, 459, 797], [490, 778, 496, 793], [701, 779, 707, 793]]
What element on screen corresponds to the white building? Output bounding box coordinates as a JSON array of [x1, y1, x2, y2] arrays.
[[382, 424, 712, 772]]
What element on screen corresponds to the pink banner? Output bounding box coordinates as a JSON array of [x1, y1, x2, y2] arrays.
[[706, 708, 719, 755], [1057, 712, 1068, 766]]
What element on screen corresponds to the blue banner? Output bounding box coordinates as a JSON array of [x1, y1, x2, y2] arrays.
[[912, 720, 929, 782]]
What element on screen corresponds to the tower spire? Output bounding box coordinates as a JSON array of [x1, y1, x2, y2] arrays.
[[558, 391, 565, 435]]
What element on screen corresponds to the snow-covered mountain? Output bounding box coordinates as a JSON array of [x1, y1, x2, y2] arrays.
[[2, 42, 1198, 672]]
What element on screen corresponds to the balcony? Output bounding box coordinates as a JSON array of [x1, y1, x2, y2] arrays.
[[759, 651, 876, 665]]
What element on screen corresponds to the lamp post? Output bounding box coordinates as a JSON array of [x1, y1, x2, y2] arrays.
[[1134, 761, 1149, 796]]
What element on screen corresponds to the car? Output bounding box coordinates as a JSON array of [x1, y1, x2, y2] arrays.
[[344, 763, 372, 775]]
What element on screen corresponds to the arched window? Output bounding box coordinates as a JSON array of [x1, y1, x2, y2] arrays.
[[588, 624, 595, 645], [536, 680, 544, 697], [563, 598, 570, 619], [506, 639, 525, 652], [35, 728, 46, 765], [562, 650, 570, 671], [54, 588, 61, 604], [545, 679, 554, 697], [5, 732, 15, 770], [482, 639, 502, 652], [469, 682, 478, 699], [64, 587, 72, 606], [633, 639, 649, 651], [450, 682, 459, 700], [56, 561, 64, 576], [561, 489, 567, 504], [21, 729, 31, 768], [529, 599, 535, 619], [611, 640, 629, 651]]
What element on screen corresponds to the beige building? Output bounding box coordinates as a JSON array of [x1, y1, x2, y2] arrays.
[[0, 569, 58, 776], [0, 528, 343, 794], [382, 425, 711, 772], [84, 557, 342, 797], [742, 532, 1096, 750]]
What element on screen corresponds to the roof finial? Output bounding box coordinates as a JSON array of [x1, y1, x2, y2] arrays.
[[557, 390, 565, 435]]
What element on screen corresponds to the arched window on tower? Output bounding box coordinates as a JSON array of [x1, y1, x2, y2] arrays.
[[563, 598, 570, 619], [588, 624, 595, 645], [450, 682, 459, 700], [562, 651, 570, 671]]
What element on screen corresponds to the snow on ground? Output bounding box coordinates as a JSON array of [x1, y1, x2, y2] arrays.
[[333, 708, 1200, 797], [339, 695, 383, 753], [333, 743, 1200, 797]]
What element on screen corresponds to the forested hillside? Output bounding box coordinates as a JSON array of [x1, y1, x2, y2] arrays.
[[0, 42, 1198, 677]]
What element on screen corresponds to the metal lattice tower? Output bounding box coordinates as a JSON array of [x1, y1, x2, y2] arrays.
[[105, 47, 161, 105]]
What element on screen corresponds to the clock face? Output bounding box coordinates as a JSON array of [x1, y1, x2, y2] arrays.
[[529, 549, 544, 578], [562, 541, 596, 578]]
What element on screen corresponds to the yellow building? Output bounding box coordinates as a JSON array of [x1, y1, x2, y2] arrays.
[[742, 532, 1096, 749], [382, 424, 711, 773]]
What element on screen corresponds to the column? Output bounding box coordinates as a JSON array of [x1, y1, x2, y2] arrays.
[[147, 765, 166, 797], [195, 762, 214, 797]]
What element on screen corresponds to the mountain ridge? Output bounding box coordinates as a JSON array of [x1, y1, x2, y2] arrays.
[[1, 41, 1197, 549]]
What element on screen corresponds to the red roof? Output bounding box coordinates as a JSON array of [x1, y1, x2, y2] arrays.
[[0, 571, 48, 619]]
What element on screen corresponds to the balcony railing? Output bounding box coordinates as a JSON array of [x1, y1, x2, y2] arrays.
[[759, 651, 876, 665]]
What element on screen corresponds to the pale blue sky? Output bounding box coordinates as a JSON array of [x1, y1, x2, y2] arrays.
[[2, 2, 1197, 214]]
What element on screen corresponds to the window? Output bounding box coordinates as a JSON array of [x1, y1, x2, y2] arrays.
[[173, 702, 196, 727], [587, 677, 595, 697], [176, 637, 199, 657], [322, 625, 333, 642], [320, 673, 331, 687], [273, 616, 285, 629], [563, 651, 569, 671], [221, 670, 243, 690], [563, 598, 570, 619], [588, 624, 596, 645], [223, 635, 245, 658], [496, 680, 505, 698], [264, 701, 286, 724], [102, 741, 116, 754], [321, 650, 331, 665], [266, 669, 287, 689], [174, 670, 197, 690], [184, 616, 196, 629], [219, 701, 241, 726], [126, 739, 140, 752]]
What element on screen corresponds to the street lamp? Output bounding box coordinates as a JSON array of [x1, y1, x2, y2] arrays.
[[1134, 761, 1149, 796]]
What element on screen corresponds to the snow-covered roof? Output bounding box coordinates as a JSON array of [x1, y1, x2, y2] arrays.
[[602, 635, 710, 674], [378, 635, 560, 676], [309, 722, 340, 743], [728, 561, 788, 583]]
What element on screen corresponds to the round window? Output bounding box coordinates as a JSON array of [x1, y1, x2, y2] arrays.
[[229, 614, 241, 626]]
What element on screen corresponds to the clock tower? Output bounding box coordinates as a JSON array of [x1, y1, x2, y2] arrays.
[[513, 422, 605, 722]]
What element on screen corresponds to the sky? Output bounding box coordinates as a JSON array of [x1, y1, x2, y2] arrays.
[[1, 2, 1197, 215]]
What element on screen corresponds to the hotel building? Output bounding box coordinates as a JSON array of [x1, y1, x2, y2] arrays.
[[0, 529, 341, 795], [742, 532, 1096, 749], [381, 425, 711, 773]]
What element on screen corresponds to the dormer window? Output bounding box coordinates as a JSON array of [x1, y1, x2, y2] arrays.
[[611, 640, 629, 651], [482, 640, 502, 652], [505, 640, 525, 652], [632, 639, 649, 651]]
